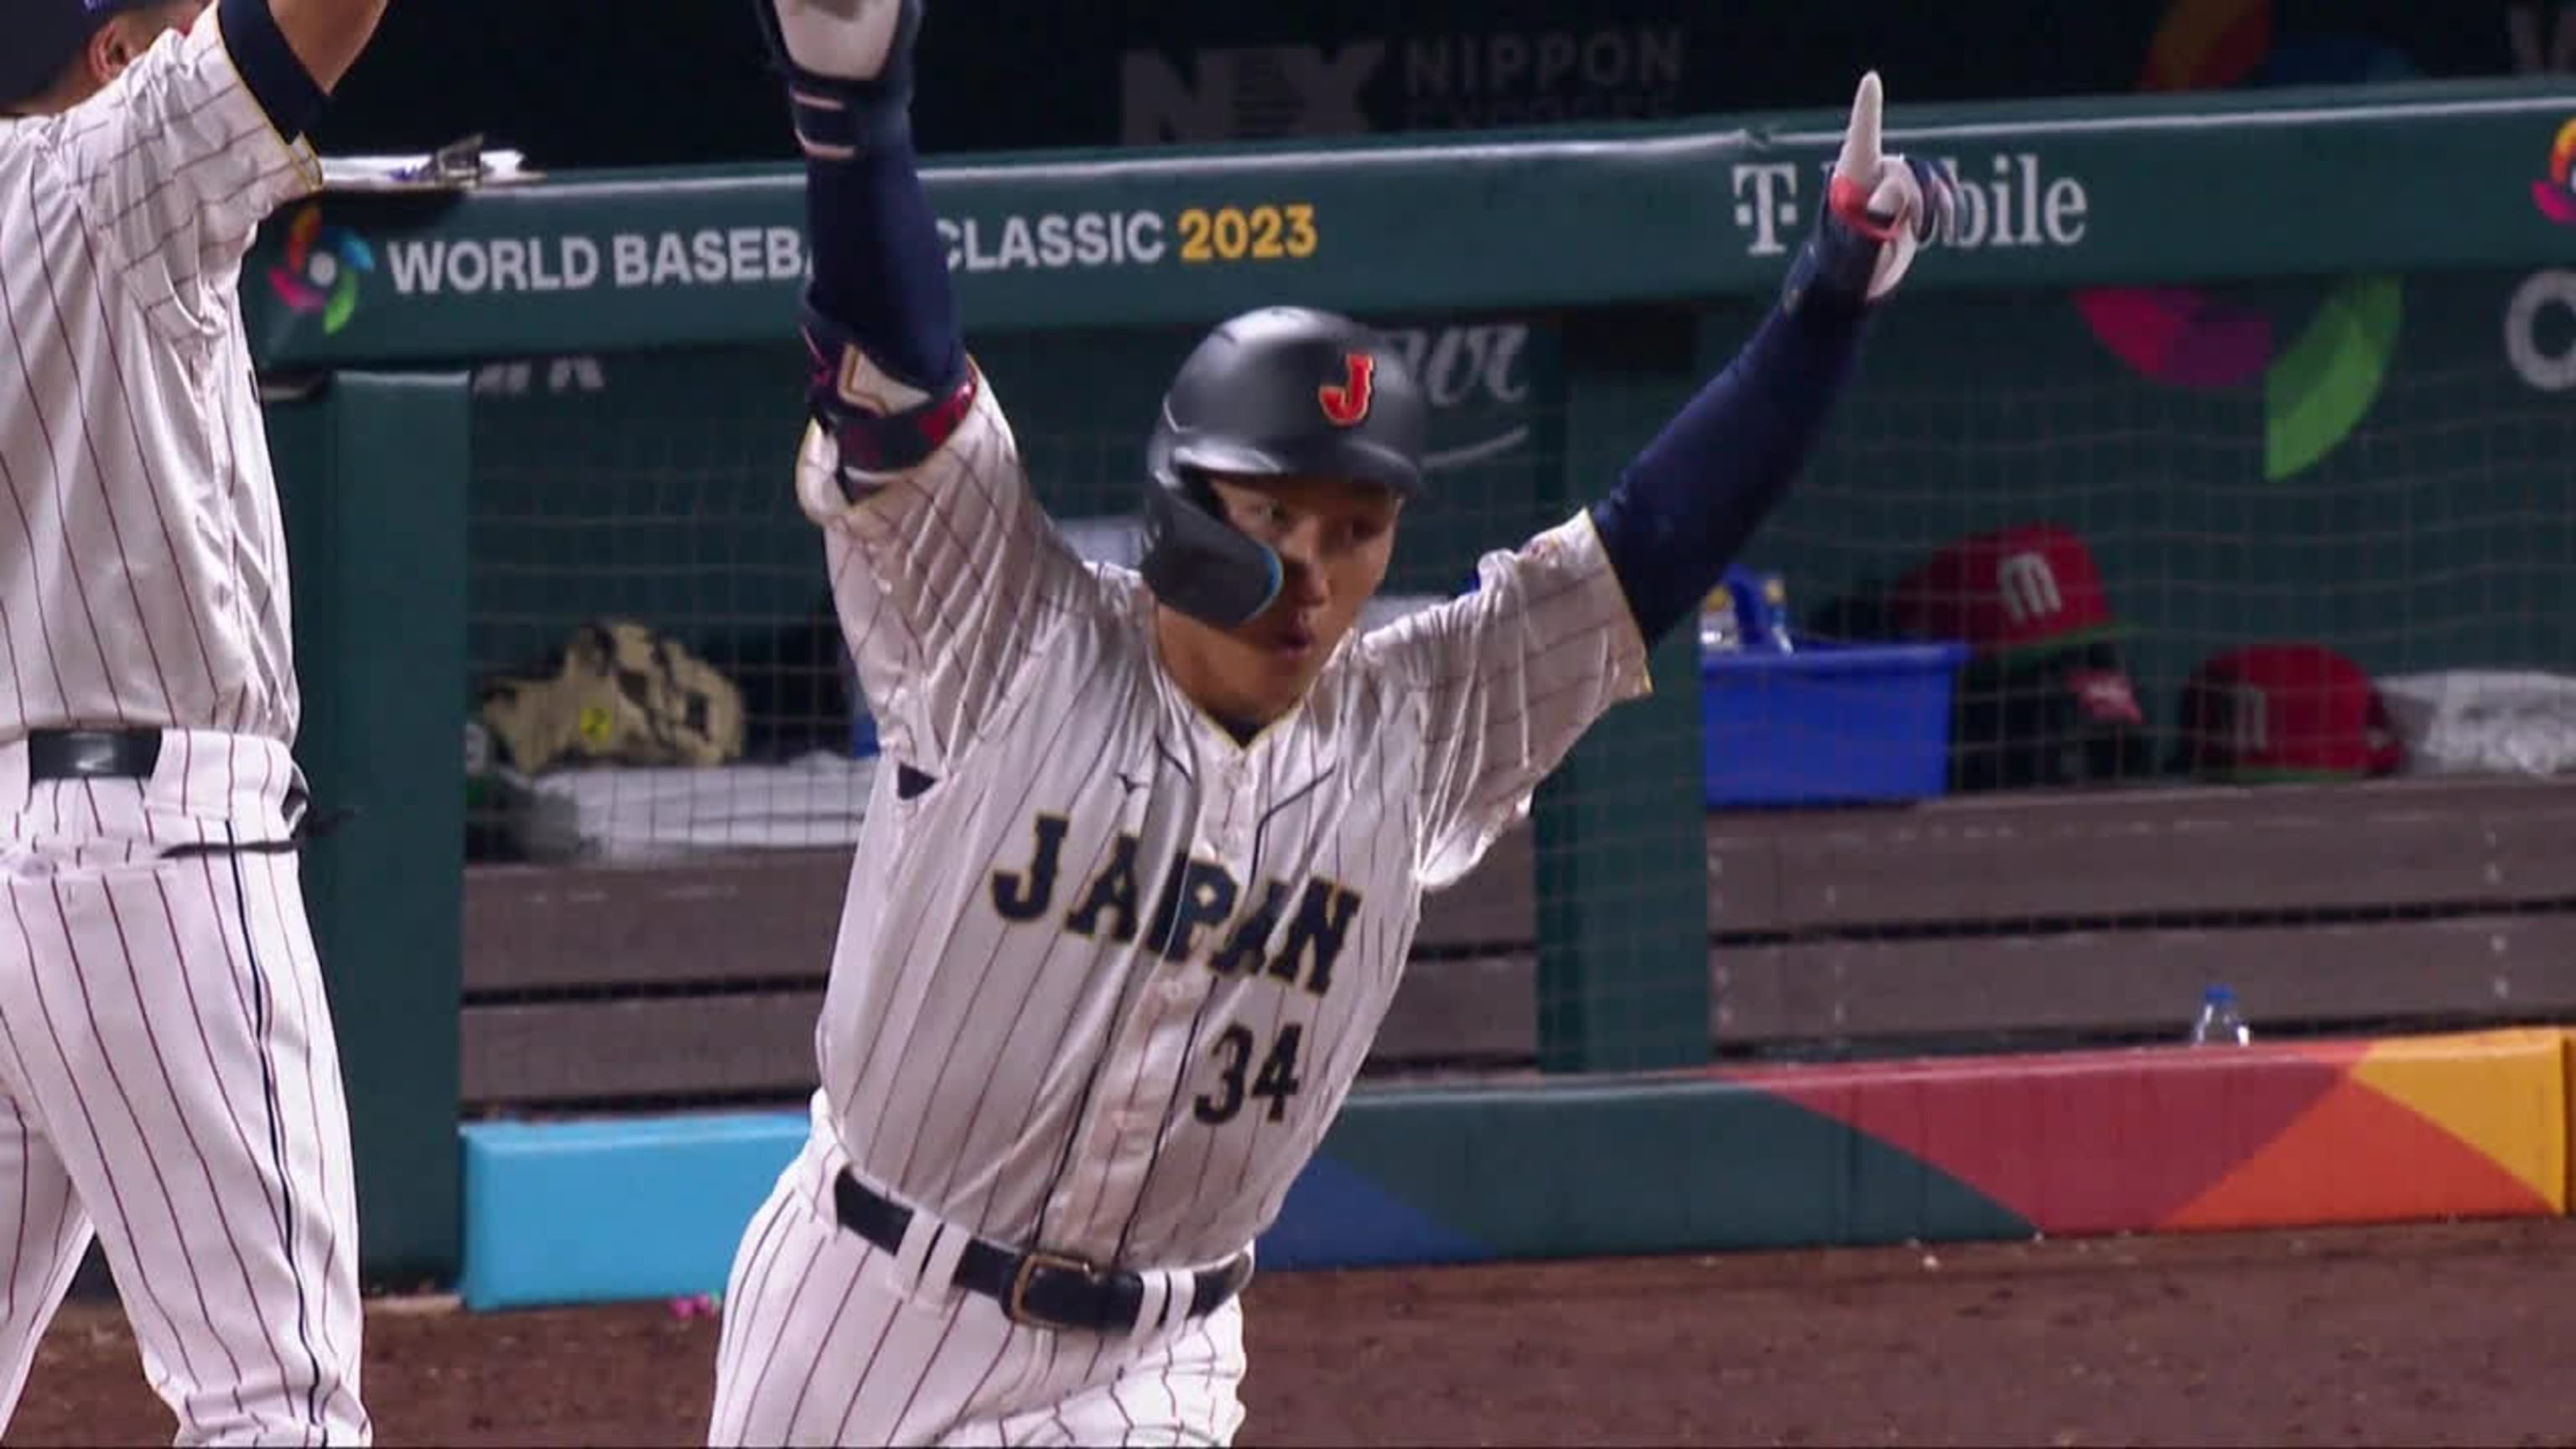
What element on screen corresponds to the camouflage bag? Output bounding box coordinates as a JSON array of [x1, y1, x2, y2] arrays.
[[477, 620, 746, 774]]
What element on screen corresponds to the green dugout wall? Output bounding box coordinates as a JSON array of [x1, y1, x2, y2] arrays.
[[267, 375, 470, 1285]]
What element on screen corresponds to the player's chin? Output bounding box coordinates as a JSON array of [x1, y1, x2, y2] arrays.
[[1225, 636, 1329, 712]]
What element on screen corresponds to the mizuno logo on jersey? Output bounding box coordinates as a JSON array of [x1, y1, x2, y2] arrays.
[[989, 814, 1360, 997]]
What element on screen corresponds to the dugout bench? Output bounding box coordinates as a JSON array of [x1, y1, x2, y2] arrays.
[[454, 771, 2576, 1110]]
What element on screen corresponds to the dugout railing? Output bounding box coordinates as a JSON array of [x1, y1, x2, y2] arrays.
[[255, 77, 2576, 1285]]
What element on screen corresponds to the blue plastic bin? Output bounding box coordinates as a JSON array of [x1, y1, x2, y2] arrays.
[[1699, 640, 1970, 808]]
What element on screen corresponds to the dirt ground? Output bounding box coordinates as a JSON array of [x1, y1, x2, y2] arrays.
[[8, 1217, 2574, 1446]]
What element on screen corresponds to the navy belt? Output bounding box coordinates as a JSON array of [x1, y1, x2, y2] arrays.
[[832, 1170, 1252, 1334], [25, 728, 161, 782], [20, 728, 349, 858]]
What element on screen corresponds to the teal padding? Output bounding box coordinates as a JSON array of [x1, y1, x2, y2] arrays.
[[1258, 1153, 1491, 1269], [1301, 1077, 2034, 1261], [458, 1113, 805, 1311]]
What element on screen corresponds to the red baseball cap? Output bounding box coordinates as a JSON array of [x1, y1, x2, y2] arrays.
[[2175, 642, 2405, 782], [1891, 522, 2143, 729], [1889, 522, 2134, 659]]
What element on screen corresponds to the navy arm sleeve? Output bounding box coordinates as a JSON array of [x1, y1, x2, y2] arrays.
[[1587, 238, 1875, 646], [803, 130, 963, 398], [787, 19, 967, 465]]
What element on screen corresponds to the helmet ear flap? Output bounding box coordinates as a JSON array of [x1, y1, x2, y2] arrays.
[[1140, 465, 1283, 630]]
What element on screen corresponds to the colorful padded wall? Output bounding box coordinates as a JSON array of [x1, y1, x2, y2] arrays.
[[455, 1028, 2574, 1307], [1259, 1029, 2568, 1269]]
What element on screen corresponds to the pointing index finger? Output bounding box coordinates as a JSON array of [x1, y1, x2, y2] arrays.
[[1836, 70, 1883, 180]]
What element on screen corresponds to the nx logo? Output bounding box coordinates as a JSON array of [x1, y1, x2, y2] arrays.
[[1120, 29, 1686, 142], [1119, 44, 1382, 143]]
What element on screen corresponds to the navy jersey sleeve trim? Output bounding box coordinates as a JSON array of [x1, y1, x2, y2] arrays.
[[217, 0, 325, 139]]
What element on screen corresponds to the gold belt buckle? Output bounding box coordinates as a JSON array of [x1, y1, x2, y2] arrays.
[[1005, 1250, 1104, 1331]]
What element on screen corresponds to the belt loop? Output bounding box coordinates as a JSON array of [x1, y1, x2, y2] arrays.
[[919, 1213, 971, 1307], [889, 1199, 941, 1287], [885, 1196, 963, 1308], [143, 729, 180, 820], [1131, 1267, 1187, 1340]]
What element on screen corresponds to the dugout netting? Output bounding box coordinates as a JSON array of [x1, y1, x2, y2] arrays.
[[449, 261, 2576, 1112]]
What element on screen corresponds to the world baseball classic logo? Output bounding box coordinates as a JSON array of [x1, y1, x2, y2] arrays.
[[2533, 117, 2576, 226], [265, 205, 376, 335], [2071, 0, 2412, 482]]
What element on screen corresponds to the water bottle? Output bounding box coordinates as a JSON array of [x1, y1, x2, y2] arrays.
[[1722, 567, 1797, 654], [2189, 985, 2251, 1046], [1697, 586, 1742, 657], [1747, 570, 1797, 655]]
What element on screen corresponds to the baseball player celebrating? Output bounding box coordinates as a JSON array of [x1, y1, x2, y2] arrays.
[[1, 0, 389, 1441], [712, 1, 1952, 1442]]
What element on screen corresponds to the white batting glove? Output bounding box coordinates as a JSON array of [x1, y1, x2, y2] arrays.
[[756, 0, 924, 159], [1818, 71, 1955, 302], [767, 0, 910, 81]]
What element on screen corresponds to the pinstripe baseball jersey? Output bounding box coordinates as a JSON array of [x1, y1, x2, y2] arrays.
[[797, 369, 1649, 1272], [1, 10, 319, 746], [0, 3, 370, 1441]]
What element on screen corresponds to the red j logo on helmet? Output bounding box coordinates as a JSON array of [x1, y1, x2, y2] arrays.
[[1317, 352, 1376, 426]]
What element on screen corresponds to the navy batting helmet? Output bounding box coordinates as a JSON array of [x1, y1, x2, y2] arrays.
[[3, 0, 164, 110], [1139, 306, 1429, 630]]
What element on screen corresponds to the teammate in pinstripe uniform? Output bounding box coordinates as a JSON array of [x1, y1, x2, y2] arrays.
[[713, 1, 1955, 1441], [1, 0, 389, 1441]]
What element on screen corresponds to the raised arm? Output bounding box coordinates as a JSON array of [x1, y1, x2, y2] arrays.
[[763, 0, 1093, 777], [1588, 71, 1955, 644], [1382, 72, 1955, 884]]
